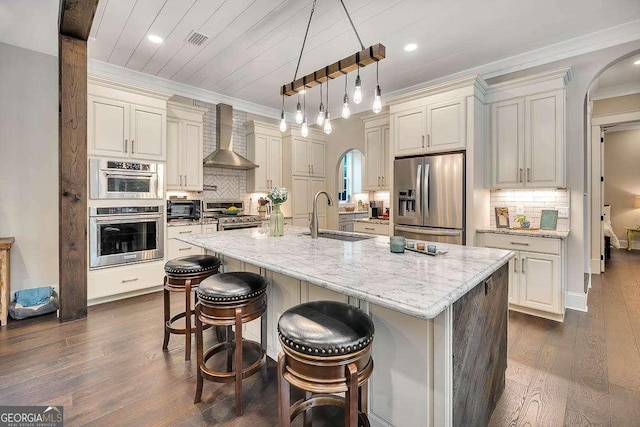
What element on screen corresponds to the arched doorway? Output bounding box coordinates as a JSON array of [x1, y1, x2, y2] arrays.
[[587, 50, 640, 273]]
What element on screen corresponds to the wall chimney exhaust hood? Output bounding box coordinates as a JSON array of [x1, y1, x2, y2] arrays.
[[203, 103, 258, 170]]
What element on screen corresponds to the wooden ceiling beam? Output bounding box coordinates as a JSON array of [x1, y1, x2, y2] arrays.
[[281, 43, 386, 96], [59, 0, 99, 41]]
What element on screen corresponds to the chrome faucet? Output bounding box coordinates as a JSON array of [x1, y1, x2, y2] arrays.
[[310, 191, 334, 238]]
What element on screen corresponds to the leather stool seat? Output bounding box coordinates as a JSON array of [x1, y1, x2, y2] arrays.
[[278, 301, 374, 357], [164, 255, 222, 278], [197, 272, 268, 302]]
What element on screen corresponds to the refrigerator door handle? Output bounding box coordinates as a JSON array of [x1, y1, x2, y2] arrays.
[[395, 226, 461, 237], [423, 163, 430, 219], [416, 163, 422, 220]]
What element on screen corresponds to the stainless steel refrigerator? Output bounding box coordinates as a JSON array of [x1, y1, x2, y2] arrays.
[[393, 153, 465, 245]]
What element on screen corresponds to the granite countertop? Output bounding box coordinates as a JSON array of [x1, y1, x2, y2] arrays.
[[353, 218, 390, 225], [476, 227, 570, 239], [178, 226, 514, 320]]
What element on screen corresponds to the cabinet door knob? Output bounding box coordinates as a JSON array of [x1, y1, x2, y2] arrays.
[[519, 168, 523, 183], [427, 134, 431, 147], [124, 139, 128, 153], [131, 140, 135, 153], [421, 135, 425, 148], [522, 258, 526, 274], [185, 175, 187, 186], [121, 277, 139, 283], [378, 176, 380, 186], [527, 168, 531, 182], [513, 258, 518, 273], [179, 247, 192, 251]]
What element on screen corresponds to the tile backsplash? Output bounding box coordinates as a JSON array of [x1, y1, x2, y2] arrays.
[[489, 189, 570, 231], [194, 100, 247, 201]]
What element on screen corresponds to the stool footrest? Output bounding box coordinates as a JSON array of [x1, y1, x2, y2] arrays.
[[290, 394, 371, 427], [200, 340, 266, 384]]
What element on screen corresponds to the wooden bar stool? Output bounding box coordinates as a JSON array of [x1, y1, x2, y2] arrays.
[[194, 271, 268, 416], [277, 301, 375, 426], [163, 254, 221, 361]]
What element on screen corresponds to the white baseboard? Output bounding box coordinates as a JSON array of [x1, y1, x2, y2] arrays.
[[590, 259, 602, 274], [368, 412, 393, 427], [88, 285, 162, 306], [566, 291, 588, 312], [619, 239, 640, 250]]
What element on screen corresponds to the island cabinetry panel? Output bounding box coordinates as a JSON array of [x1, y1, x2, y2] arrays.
[[301, 282, 348, 304], [246, 121, 283, 192], [368, 303, 431, 427], [482, 232, 566, 321], [452, 264, 508, 427], [166, 102, 206, 191], [88, 79, 169, 161], [167, 225, 203, 260], [393, 97, 466, 157], [487, 69, 570, 189]]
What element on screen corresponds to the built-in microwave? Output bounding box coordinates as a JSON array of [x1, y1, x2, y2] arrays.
[[90, 158, 163, 200], [167, 199, 201, 222]]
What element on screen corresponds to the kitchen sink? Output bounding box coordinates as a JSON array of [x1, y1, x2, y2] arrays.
[[303, 232, 374, 242]]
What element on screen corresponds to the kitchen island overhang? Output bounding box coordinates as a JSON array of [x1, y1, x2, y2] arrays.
[[178, 227, 514, 426]]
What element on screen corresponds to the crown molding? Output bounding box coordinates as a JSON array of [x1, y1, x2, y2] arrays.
[[88, 59, 283, 120], [387, 75, 488, 106], [591, 82, 640, 100], [385, 19, 640, 102]]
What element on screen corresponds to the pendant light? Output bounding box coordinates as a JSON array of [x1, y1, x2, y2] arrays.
[[323, 78, 332, 135], [301, 92, 309, 137], [353, 64, 363, 104], [372, 62, 382, 114], [341, 76, 351, 119], [279, 94, 287, 132], [316, 83, 325, 126], [295, 93, 303, 124]]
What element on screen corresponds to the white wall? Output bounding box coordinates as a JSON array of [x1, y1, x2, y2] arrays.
[[0, 42, 58, 298], [487, 40, 640, 309]]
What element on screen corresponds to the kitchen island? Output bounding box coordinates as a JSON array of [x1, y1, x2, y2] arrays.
[[178, 227, 514, 427]]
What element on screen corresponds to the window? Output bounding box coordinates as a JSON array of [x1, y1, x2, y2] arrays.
[[338, 150, 363, 202]]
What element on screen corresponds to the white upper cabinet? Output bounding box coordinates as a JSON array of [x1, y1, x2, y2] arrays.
[[364, 114, 391, 190], [487, 68, 570, 189], [284, 128, 326, 178], [88, 78, 169, 161], [394, 97, 466, 156], [246, 121, 283, 192], [166, 102, 206, 191]]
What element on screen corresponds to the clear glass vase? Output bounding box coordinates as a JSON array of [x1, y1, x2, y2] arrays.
[[270, 203, 285, 236]]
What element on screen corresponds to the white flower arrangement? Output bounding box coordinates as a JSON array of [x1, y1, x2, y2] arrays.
[[268, 187, 288, 205]]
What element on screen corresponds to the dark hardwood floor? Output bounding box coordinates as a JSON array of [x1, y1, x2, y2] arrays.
[[1, 249, 639, 426]]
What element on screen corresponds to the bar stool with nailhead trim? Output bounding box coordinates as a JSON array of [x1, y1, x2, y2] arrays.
[[277, 300, 375, 426], [163, 254, 222, 361], [194, 271, 269, 416]]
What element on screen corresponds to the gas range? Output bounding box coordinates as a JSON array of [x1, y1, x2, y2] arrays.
[[202, 200, 263, 231]]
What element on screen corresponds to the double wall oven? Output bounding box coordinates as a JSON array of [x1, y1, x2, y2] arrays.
[[89, 158, 165, 269]]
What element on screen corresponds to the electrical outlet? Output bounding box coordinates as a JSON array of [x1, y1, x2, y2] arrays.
[[516, 205, 525, 215], [557, 207, 569, 218]]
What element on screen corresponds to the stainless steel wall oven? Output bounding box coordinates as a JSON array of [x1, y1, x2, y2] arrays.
[[90, 205, 164, 269]]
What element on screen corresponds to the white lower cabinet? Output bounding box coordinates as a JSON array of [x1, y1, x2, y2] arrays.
[[353, 221, 389, 236], [167, 224, 203, 260], [289, 176, 326, 229], [482, 232, 566, 321], [88, 260, 165, 303]]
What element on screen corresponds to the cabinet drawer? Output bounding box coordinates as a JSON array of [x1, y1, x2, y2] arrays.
[[88, 260, 164, 300], [202, 224, 218, 234], [353, 221, 389, 236], [484, 233, 560, 255], [167, 224, 202, 239], [167, 238, 203, 260]]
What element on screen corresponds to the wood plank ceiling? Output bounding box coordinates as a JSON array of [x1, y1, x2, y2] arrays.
[[88, 0, 640, 113]]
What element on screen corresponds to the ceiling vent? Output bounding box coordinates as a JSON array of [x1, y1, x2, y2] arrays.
[[186, 31, 209, 46]]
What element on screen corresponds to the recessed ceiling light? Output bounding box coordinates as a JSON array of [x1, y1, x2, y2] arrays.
[[634, 59, 640, 65], [148, 35, 163, 44], [404, 43, 417, 52]]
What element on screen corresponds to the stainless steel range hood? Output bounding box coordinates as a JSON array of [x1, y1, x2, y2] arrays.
[[203, 103, 258, 170]]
